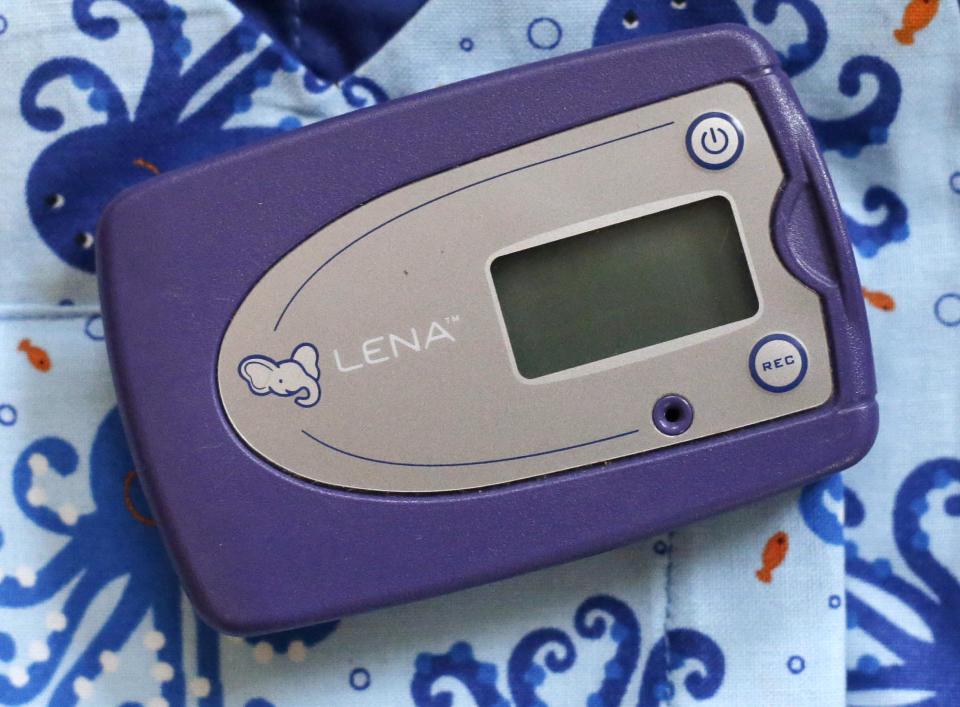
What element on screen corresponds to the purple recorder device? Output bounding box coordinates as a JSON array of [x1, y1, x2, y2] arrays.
[[98, 25, 877, 634]]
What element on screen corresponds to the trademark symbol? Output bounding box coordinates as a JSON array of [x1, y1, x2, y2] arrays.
[[445, 315, 460, 324]]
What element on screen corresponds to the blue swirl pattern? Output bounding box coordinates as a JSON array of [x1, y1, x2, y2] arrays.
[[412, 642, 509, 707], [843, 186, 910, 257], [20, 0, 387, 274], [593, 0, 827, 78], [0, 409, 336, 706], [846, 459, 960, 702], [808, 55, 902, 158], [411, 595, 724, 706]]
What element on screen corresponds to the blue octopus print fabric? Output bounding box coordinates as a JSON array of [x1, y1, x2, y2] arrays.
[[0, 1, 957, 706]]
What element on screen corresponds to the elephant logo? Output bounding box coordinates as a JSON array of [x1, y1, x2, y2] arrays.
[[238, 343, 321, 408]]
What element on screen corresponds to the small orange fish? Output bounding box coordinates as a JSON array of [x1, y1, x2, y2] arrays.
[[132, 157, 161, 175], [756, 531, 789, 584], [863, 287, 896, 312], [18, 338, 51, 372], [894, 0, 939, 45]]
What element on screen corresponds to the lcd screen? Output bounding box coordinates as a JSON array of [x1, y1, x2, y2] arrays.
[[490, 196, 759, 379]]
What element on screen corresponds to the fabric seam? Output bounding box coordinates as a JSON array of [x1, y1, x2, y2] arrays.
[[664, 530, 675, 707]]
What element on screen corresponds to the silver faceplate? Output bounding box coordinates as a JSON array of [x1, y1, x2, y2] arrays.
[[217, 83, 832, 493]]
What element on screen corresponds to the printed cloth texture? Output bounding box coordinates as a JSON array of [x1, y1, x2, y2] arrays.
[[0, 1, 957, 705]]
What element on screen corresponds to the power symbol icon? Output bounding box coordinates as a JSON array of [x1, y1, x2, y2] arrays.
[[701, 127, 730, 155], [685, 112, 744, 170]]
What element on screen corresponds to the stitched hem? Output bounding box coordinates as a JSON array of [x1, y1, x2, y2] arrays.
[[663, 529, 675, 706]]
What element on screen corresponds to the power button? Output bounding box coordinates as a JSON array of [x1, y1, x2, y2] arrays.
[[686, 112, 744, 170]]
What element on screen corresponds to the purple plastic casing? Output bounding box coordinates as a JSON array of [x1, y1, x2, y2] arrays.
[[97, 25, 877, 634]]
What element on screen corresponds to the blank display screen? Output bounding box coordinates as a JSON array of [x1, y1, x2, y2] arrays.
[[490, 196, 759, 379]]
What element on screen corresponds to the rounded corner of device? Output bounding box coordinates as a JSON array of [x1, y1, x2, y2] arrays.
[[94, 190, 130, 261], [704, 22, 763, 42], [180, 577, 267, 637], [96, 179, 167, 266], [840, 397, 880, 470], [101, 173, 166, 224], [188, 574, 345, 636], [809, 396, 879, 481], [703, 23, 780, 67], [187, 597, 243, 636]]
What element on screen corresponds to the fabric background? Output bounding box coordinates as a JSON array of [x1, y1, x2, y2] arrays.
[[0, 1, 956, 705]]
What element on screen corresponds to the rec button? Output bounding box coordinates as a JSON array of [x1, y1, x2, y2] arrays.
[[686, 111, 744, 170], [749, 333, 808, 393]]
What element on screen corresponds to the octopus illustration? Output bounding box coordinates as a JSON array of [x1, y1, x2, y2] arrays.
[[594, 0, 828, 78], [593, 1, 908, 257], [411, 594, 724, 707], [845, 459, 960, 703], [593, 1, 902, 158], [0, 409, 335, 705], [20, 0, 387, 274]]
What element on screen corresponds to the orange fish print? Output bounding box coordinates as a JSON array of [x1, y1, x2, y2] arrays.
[[863, 287, 896, 312], [756, 531, 789, 584], [18, 338, 51, 372], [894, 0, 939, 45], [132, 157, 161, 175]]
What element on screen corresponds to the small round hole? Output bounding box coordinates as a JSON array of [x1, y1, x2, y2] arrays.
[[622, 9, 639, 29], [652, 394, 693, 436]]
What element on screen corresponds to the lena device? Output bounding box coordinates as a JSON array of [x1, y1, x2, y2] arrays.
[[99, 25, 877, 634]]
